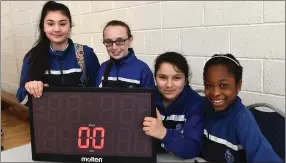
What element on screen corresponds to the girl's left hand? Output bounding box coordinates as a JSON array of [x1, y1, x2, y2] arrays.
[[143, 109, 167, 140]]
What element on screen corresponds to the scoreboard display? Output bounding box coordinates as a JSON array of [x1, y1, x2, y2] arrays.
[[29, 87, 157, 163]]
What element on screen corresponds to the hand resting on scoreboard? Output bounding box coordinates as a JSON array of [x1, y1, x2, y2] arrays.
[[143, 109, 167, 139], [25, 81, 49, 98], [143, 52, 204, 159], [16, 1, 101, 105]]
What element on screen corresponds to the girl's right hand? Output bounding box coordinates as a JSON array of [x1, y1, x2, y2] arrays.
[[25, 81, 49, 98]]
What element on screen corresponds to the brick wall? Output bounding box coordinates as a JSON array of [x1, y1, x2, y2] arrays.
[[1, 1, 285, 112]]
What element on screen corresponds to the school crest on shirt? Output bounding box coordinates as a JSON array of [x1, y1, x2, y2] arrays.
[[175, 123, 184, 134], [224, 149, 234, 163], [80, 75, 85, 83], [176, 123, 182, 130], [77, 75, 85, 87], [78, 75, 88, 87]]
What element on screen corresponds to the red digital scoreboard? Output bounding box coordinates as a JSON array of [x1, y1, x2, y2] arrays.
[[29, 87, 157, 163]]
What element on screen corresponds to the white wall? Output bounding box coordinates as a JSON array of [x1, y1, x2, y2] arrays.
[[1, 1, 285, 112]]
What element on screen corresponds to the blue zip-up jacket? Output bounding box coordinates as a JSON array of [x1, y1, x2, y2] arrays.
[[96, 48, 155, 88], [16, 39, 100, 105], [156, 85, 204, 159], [202, 97, 282, 163]]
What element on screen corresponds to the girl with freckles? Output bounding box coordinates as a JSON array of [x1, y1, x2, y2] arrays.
[[143, 52, 204, 159]]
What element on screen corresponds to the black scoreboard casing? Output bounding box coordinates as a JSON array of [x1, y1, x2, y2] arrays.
[[29, 87, 157, 163]]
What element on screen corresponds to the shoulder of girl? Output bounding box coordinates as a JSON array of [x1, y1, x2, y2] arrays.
[[235, 107, 255, 126], [99, 60, 109, 68], [82, 44, 93, 52], [23, 52, 32, 64], [186, 99, 203, 114], [134, 58, 147, 66]]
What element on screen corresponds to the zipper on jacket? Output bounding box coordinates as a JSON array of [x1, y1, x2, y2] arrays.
[[162, 116, 167, 126], [116, 64, 119, 87], [57, 55, 64, 85]]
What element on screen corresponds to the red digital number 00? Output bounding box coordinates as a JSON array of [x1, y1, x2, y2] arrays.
[[77, 127, 105, 149], [92, 127, 105, 149], [77, 127, 90, 148]]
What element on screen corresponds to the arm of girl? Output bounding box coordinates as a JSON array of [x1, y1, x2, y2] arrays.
[[140, 65, 155, 88], [143, 107, 204, 159], [16, 54, 48, 104], [95, 63, 106, 87], [236, 111, 283, 162], [85, 47, 100, 87]]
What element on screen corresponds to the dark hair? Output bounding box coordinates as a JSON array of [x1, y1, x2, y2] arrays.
[[24, 1, 72, 81], [154, 52, 190, 85], [102, 20, 133, 87], [203, 54, 243, 85]]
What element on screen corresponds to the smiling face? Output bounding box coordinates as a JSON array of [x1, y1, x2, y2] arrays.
[[103, 25, 133, 60], [43, 11, 71, 45], [156, 62, 186, 104], [204, 64, 242, 111]]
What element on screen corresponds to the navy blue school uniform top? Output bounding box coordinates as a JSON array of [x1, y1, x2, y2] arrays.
[[202, 96, 282, 162], [96, 48, 155, 88], [16, 38, 100, 105], [156, 85, 204, 159]]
